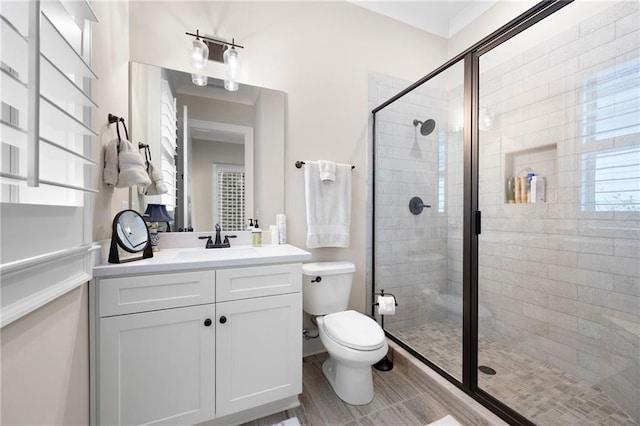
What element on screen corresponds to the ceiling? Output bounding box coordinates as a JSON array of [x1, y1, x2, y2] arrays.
[[349, 1, 498, 39]]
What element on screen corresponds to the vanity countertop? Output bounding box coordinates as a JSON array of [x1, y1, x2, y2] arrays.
[[93, 244, 312, 278]]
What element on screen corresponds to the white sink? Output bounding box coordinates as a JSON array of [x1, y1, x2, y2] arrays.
[[174, 247, 258, 260]]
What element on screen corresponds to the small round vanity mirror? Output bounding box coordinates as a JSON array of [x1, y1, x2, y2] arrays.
[[108, 210, 153, 263]]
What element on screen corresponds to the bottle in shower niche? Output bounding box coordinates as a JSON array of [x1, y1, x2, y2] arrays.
[[530, 175, 546, 203], [506, 177, 515, 203], [519, 176, 528, 203], [526, 173, 535, 203]]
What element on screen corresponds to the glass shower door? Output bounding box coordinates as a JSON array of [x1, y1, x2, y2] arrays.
[[374, 60, 465, 381], [477, 1, 639, 423]]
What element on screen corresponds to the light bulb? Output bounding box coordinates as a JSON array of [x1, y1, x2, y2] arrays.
[[190, 38, 209, 70], [191, 73, 208, 86], [223, 46, 239, 91]]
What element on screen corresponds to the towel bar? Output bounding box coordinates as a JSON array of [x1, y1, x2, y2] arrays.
[[295, 160, 355, 170]]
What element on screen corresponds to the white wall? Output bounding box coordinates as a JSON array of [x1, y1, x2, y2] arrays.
[[92, 1, 132, 241], [128, 0, 447, 312], [447, 0, 537, 59]]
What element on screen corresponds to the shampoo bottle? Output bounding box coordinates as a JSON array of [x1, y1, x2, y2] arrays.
[[526, 173, 535, 203]]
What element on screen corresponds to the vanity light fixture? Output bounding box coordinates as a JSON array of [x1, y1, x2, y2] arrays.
[[223, 40, 239, 92], [189, 30, 209, 86], [186, 30, 244, 91]]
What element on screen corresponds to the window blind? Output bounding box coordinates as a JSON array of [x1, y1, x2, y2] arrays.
[[217, 170, 245, 231], [0, 0, 98, 206], [159, 79, 177, 211]]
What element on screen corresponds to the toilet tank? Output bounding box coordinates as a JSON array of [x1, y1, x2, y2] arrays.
[[302, 261, 356, 315]]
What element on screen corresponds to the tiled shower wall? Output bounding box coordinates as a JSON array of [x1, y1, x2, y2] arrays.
[[476, 1, 639, 419], [369, 73, 453, 330]]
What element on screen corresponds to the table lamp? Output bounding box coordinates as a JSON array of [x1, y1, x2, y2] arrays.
[[143, 204, 172, 251]]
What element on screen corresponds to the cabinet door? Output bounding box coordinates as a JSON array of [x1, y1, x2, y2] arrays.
[[99, 305, 215, 426], [216, 293, 302, 417]]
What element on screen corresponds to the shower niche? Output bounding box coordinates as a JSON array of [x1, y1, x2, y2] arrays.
[[504, 143, 557, 204]]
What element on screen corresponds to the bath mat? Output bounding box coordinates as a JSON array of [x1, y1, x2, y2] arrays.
[[426, 414, 461, 426], [272, 417, 300, 426]]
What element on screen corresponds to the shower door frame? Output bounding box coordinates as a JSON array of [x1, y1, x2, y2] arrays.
[[371, 1, 573, 424]]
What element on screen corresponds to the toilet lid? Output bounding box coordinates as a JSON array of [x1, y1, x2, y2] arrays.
[[323, 310, 386, 351]]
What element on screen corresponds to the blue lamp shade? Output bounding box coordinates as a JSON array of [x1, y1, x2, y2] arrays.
[[143, 204, 173, 230]]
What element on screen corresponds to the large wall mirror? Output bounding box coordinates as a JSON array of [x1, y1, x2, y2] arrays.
[[129, 62, 285, 232]]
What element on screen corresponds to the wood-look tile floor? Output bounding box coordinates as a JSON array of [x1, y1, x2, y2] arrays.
[[241, 353, 464, 426], [392, 320, 638, 426]]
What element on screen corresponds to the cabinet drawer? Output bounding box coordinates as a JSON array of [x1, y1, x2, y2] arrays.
[[216, 263, 301, 302], [98, 270, 215, 317]]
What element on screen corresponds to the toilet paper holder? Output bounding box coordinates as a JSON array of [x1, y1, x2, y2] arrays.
[[372, 289, 397, 372], [373, 289, 398, 310]]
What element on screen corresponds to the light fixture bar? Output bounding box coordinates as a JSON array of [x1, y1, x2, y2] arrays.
[[185, 31, 245, 49]]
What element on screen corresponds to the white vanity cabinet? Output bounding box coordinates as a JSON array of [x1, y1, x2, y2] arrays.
[[215, 264, 302, 417], [91, 260, 304, 426]]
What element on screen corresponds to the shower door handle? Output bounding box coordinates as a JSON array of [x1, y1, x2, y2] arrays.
[[475, 211, 482, 235]]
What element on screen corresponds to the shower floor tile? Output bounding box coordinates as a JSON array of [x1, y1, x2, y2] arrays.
[[391, 320, 637, 426]]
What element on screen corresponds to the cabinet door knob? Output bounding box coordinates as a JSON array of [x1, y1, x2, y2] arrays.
[[219, 316, 227, 324], [204, 318, 212, 327]]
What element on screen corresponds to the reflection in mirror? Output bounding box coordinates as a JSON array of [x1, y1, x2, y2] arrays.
[[130, 62, 285, 232], [108, 210, 153, 263]]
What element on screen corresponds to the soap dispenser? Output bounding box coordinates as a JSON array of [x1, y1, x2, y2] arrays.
[[252, 219, 262, 247], [247, 218, 254, 230]]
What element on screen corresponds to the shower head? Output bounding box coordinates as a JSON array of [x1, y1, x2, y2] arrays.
[[413, 118, 436, 136]]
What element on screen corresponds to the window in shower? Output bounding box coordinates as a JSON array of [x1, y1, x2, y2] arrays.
[[581, 59, 640, 212]]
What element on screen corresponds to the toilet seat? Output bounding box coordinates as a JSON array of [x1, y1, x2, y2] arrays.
[[323, 310, 386, 351]]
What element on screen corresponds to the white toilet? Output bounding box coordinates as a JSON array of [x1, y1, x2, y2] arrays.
[[302, 261, 388, 405]]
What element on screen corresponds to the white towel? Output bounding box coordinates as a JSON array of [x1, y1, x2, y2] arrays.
[[304, 160, 351, 248], [116, 139, 152, 189], [139, 161, 170, 195], [318, 160, 336, 182], [102, 138, 119, 186]]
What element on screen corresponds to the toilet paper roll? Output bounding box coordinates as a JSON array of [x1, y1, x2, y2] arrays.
[[377, 295, 396, 316]]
